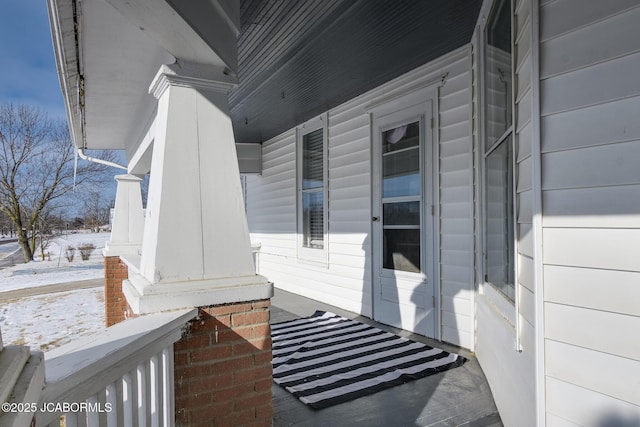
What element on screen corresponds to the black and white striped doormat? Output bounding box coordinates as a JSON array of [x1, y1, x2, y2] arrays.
[[271, 311, 466, 409]]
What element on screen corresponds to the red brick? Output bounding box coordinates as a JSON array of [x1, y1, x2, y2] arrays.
[[174, 334, 211, 351], [175, 391, 212, 409], [234, 365, 272, 386], [252, 324, 271, 339], [220, 408, 257, 426], [212, 383, 254, 404], [206, 303, 252, 316], [175, 363, 212, 378], [254, 350, 272, 366], [189, 402, 233, 423], [232, 311, 270, 327], [190, 344, 232, 363], [254, 378, 273, 393], [255, 403, 273, 421], [190, 373, 234, 393], [234, 391, 271, 412], [252, 300, 271, 309]]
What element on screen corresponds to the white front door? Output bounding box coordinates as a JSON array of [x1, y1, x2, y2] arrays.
[[371, 96, 437, 338]]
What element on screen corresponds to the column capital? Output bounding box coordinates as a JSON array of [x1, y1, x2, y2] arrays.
[[149, 61, 238, 99]]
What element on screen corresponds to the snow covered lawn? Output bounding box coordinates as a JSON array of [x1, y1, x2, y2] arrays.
[[0, 231, 109, 292], [0, 288, 106, 351], [0, 232, 109, 350]]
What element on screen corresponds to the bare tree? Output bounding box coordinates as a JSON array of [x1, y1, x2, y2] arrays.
[[0, 104, 115, 262], [82, 190, 113, 232]]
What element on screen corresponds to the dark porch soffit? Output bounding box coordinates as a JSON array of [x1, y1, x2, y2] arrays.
[[230, 0, 482, 144]]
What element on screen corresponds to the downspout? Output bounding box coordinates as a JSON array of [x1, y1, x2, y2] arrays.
[[77, 148, 128, 170]]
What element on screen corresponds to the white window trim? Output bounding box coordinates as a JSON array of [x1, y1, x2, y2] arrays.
[[478, 0, 521, 349], [296, 114, 329, 265]]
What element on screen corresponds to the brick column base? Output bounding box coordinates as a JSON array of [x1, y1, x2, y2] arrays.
[[104, 256, 134, 327], [174, 299, 272, 427]]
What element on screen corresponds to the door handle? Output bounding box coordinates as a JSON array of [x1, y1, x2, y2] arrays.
[[372, 217, 379, 221]]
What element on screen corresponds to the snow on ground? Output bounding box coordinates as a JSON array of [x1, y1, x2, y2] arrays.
[[0, 231, 109, 350], [0, 288, 106, 351], [0, 231, 109, 292]]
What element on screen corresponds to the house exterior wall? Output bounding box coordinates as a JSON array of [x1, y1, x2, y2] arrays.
[[538, 0, 640, 423], [473, 0, 537, 424], [246, 46, 476, 350]]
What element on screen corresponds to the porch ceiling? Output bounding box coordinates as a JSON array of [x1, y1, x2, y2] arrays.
[[230, 0, 482, 143], [49, 0, 481, 152]]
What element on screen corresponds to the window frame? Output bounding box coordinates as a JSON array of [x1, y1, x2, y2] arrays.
[[480, 0, 518, 313], [296, 114, 329, 264]]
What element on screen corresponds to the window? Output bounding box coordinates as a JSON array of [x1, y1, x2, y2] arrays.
[[381, 121, 422, 273], [483, 0, 515, 302], [298, 117, 327, 261]]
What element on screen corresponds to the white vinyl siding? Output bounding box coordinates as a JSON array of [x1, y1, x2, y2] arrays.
[[539, 0, 640, 423], [246, 46, 475, 347], [439, 53, 475, 349], [473, 0, 537, 424]]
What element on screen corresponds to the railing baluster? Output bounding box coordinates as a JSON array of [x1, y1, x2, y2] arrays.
[[106, 382, 118, 426], [86, 394, 100, 426], [65, 414, 78, 427], [123, 373, 134, 426], [150, 354, 160, 427], [161, 346, 174, 427], [137, 361, 147, 427], [36, 309, 191, 427]]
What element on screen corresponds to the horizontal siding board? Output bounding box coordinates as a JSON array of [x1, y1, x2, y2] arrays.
[[545, 376, 640, 425], [518, 254, 534, 293], [541, 6, 640, 79], [440, 88, 469, 113], [516, 55, 532, 100], [516, 122, 532, 161], [440, 121, 470, 142], [540, 0, 640, 42], [544, 265, 640, 317], [518, 222, 534, 258], [541, 51, 640, 116], [516, 156, 533, 193], [442, 326, 473, 350], [519, 283, 535, 326], [517, 189, 533, 224], [543, 228, 640, 272], [542, 140, 640, 190], [545, 303, 640, 360], [541, 96, 640, 153], [440, 137, 472, 158], [543, 185, 640, 228], [329, 113, 369, 138], [440, 186, 473, 204]]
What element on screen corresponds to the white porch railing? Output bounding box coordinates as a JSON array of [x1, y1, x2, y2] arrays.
[[36, 309, 196, 427]]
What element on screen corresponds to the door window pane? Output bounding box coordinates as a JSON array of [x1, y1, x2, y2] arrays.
[[383, 201, 420, 226], [382, 121, 420, 198], [383, 228, 420, 273], [383, 122, 419, 153]]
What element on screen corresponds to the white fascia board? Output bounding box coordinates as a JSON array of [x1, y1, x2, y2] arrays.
[[47, 0, 84, 149]]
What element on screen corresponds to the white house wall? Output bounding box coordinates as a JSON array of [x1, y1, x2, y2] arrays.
[[246, 46, 476, 349], [473, 0, 537, 424], [539, 0, 640, 423]]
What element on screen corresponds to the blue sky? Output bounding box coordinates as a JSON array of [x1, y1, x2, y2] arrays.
[[0, 0, 66, 120]]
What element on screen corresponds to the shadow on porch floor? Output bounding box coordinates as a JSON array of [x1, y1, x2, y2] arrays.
[[270, 289, 502, 427]]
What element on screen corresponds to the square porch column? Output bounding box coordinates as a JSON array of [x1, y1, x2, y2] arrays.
[[122, 62, 273, 426], [103, 174, 144, 326]]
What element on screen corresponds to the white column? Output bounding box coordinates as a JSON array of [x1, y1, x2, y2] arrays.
[[104, 174, 144, 257], [123, 62, 270, 314]]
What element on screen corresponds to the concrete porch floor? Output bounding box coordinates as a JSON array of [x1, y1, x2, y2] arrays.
[[270, 289, 503, 427]]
